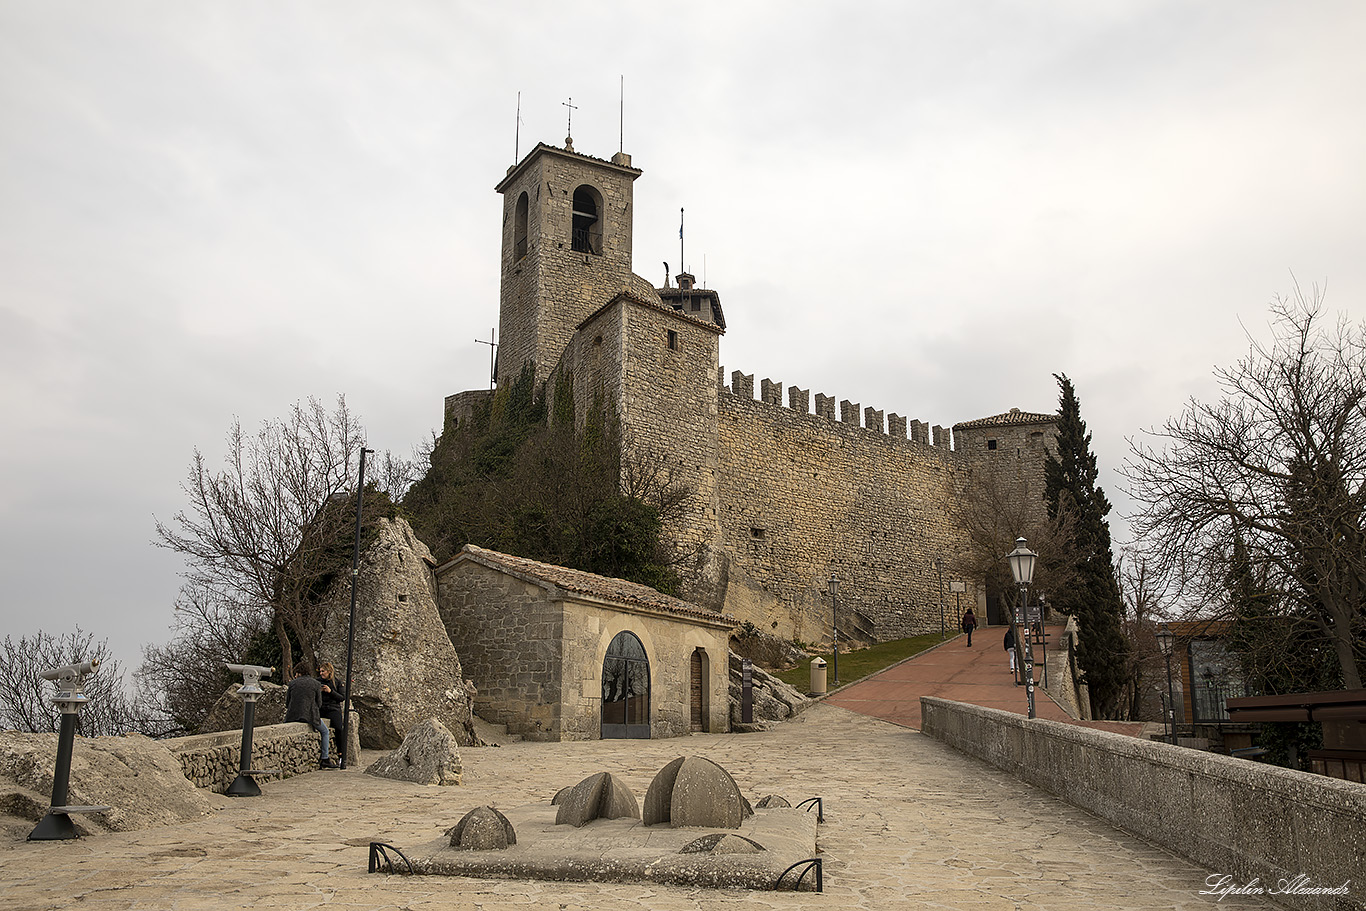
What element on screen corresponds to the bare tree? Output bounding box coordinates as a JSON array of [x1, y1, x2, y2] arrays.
[[136, 581, 266, 735], [154, 396, 366, 679], [1125, 288, 1366, 689], [0, 628, 141, 736]]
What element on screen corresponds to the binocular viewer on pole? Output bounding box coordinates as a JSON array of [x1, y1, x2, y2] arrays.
[[225, 663, 274, 698], [224, 662, 279, 797], [29, 657, 110, 841], [40, 660, 100, 710]]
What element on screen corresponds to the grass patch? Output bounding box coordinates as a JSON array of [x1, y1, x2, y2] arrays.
[[773, 632, 951, 692]]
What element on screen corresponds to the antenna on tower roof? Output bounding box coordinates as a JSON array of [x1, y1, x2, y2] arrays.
[[619, 75, 624, 153], [514, 91, 522, 162]]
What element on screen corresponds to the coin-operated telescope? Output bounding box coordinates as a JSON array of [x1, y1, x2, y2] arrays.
[[28, 659, 111, 841], [225, 664, 273, 699], [225, 663, 277, 797]]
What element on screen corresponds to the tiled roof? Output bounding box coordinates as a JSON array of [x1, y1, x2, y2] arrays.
[[438, 545, 734, 628], [953, 408, 1056, 430]]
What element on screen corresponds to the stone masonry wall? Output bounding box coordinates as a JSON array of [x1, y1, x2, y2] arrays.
[[497, 145, 640, 387], [708, 377, 982, 645], [558, 600, 732, 740], [435, 563, 565, 740], [165, 722, 336, 793]]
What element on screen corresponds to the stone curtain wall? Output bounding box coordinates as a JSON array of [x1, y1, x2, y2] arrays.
[[165, 723, 336, 793], [920, 697, 1366, 911], [496, 146, 640, 387], [436, 562, 566, 741], [712, 377, 979, 644]]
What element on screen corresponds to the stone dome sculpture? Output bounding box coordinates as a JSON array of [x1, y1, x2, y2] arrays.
[[553, 771, 640, 827], [448, 806, 516, 850], [643, 756, 753, 829]]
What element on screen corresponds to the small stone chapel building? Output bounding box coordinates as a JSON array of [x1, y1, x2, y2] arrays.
[[434, 545, 734, 741]]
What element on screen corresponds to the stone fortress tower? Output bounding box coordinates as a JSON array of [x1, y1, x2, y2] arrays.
[[451, 139, 1058, 646]]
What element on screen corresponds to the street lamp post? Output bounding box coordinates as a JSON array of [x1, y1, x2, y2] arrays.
[[1038, 592, 1049, 689], [1157, 623, 1177, 745], [829, 574, 840, 687], [1006, 537, 1038, 719], [340, 446, 374, 770]]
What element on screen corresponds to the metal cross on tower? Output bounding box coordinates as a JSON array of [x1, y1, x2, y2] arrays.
[[475, 328, 497, 390], [562, 97, 578, 143]]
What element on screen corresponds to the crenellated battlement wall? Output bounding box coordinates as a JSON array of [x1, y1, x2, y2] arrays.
[[692, 365, 981, 645], [722, 369, 953, 452]]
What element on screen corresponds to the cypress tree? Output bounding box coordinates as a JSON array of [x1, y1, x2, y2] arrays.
[[1044, 373, 1131, 718]]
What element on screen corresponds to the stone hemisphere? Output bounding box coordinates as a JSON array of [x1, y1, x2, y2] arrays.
[[553, 771, 641, 828], [755, 795, 790, 809], [679, 833, 766, 855], [448, 806, 516, 850], [643, 756, 752, 829]]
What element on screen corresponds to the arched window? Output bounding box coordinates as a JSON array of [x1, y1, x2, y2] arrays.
[[513, 192, 529, 260], [601, 631, 650, 738], [571, 185, 603, 255]]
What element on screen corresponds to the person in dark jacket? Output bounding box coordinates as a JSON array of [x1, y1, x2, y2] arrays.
[[961, 608, 977, 646], [1004, 627, 1019, 675], [318, 661, 346, 764], [285, 661, 334, 769]]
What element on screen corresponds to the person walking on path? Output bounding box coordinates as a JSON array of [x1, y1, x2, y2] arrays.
[[286, 661, 335, 769], [1004, 627, 1018, 677], [961, 608, 977, 646]]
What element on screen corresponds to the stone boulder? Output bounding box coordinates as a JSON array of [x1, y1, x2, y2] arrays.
[[365, 717, 462, 785], [199, 681, 289, 733], [728, 651, 812, 728], [0, 732, 213, 836], [317, 517, 478, 748]]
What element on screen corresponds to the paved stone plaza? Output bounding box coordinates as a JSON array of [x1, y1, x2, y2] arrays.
[[0, 703, 1280, 910]]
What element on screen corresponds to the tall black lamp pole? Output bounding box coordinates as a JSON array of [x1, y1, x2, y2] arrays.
[[1157, 623, 1177, 745], [340, 446, 372, 769], [829, 573, 840, 687]]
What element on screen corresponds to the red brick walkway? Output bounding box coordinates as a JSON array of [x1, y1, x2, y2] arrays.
[[824, 625, 1145, 736]]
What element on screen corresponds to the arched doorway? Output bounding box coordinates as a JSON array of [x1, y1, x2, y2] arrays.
[[601, 631, 650, 739], [688, 647, 710, 732]]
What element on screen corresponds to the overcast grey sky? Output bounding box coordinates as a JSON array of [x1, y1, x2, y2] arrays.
[[3, 2, 1364, 675]]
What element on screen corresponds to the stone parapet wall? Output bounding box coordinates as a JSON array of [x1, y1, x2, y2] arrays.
[[165, 722, 338, 793], [920, 697, 1366, 911]]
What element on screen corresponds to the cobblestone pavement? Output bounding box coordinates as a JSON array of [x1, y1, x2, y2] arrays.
[[0, 704, 1277, 910]]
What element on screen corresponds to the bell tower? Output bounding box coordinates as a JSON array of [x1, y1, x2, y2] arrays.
[[494, 142, 642, 387]]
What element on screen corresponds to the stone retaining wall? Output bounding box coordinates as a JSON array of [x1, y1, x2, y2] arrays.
[[165, 722, 337, 794], [920, 697, 1366, 911]]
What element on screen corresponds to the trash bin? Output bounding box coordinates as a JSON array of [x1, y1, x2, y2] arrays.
[[809, 657, 828, 696]]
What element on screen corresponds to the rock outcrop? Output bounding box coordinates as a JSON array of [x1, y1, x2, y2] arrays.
[[0, 732, 213, 835], [317, 517, 478, 748], [727, 651, 812, 730], [199, 681, 289, 733], [365, 717, 462, 786]]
